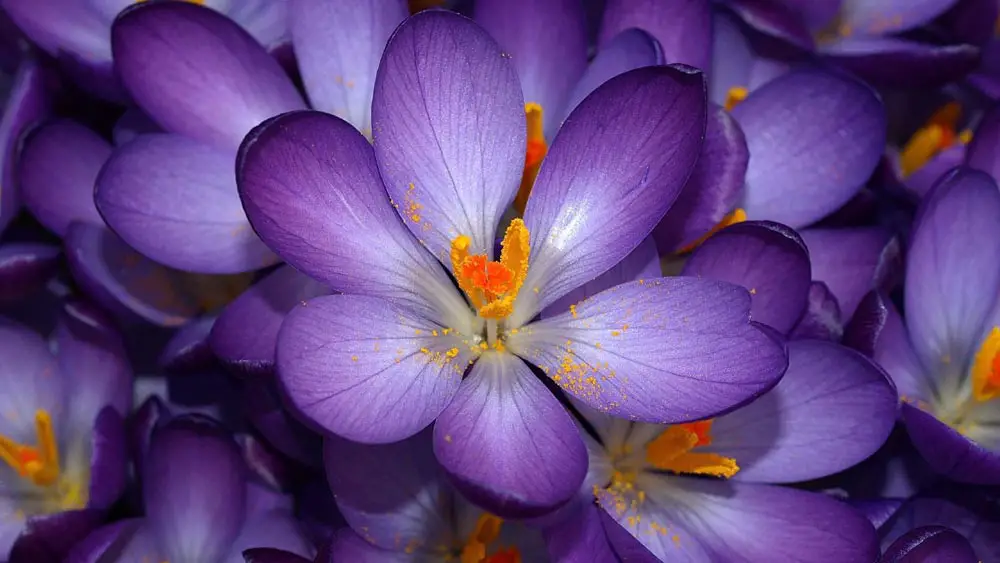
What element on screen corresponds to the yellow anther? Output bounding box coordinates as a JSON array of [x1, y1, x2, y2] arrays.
[[723, 86, 748, 112], [900, 102, 969, 177], [450, 219, 530, 320], [972, 327, 1000, 402], [678, 208, 747, 254], [645, 420, 739, 479], [0, 410, 61, 487], [514, 103, 547, 215]]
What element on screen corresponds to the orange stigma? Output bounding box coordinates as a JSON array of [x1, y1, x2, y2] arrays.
[[899, 102, 973, 177], [514, 103, 547, 215], [0, 410, 61, 487], [723, 86, 748, 112], [450, 219, 530, 320], [645, 420, 739, 478], [972, 327, 1000, 402], [460, 514, 521, 563], [678, 208, 747, 254]]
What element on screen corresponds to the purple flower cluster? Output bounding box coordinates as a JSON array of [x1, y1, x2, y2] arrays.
[[0, 0, 998, 562]]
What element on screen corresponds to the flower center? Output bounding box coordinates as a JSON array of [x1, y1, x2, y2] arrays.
[[644, 420, 739, 478], [972, 326, 1000, 403], [513, 103, 548, 215], [459, 514, 521, 563], [0, 410, 61, 487], [899, 102, 973, 178], [450, 219, 530, 321]]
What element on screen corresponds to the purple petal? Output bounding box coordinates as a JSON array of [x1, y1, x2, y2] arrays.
[[708, 339, 898, 483], [111, 1, 305, 150], [542, 499, 621, 563], [709, 11, 753, 105], [277, 294, 474, 443], [475, 0, 587, 136], [516, 65, 706, 322], [654, 103, 748, 253], [819, 37, 979, 89], [325, 429, 451, 550], [839, 0, 960, 36], [243, 547, 314, 563], [966, 103, 1000, 181], [243, 376, 322, 468], [236, 110, 463, 320], [19, 120, 109, 237], [902, 403, 1000, 485], [145, 416, 248, 563], [0, 317, 63, 440], [433, 352, 587, 518], [854, 499, 904, 529], [800, 227, 901, 321], [112, 107, 162, 146], [767, 0, 841, 28], [372, 10, 525, 261], [789, 281, 844, 341], [328, 528, 415, 562], [64, 222, 202, 327], [159, 315, 217, 374], [871, 296, 935, 405], [96, 133, 277, 274], [8, 509, 105, 563], [725, 0, 816, 51], [127, 395, 169, 484], [289, 0, 406, 133], [904, 168, 1000, 379], [682, 221, 811, 334], [968, 39, 1000, 99], [225, 0, 290, 51], [211, 266, 329, 374], [63, 519, 139, 563], [937, 0, 999, 46], [0, 57, 52, 234], [879, 485, 1000, 558], [563, 28, 663, 121], [0, 0, 108, 67], [237, 434, 294, 498], [509, 278, 787, 422], [732, 67, 886, 228], [599, 0, 712, 70], [599, 509, 660, 563], [904, 145, 965, 198], [87, 406, 127, 510], [226, 511, 313, 562], [603, 477, 879, 562], [881, 526, 978, 563], [0, 243, 61, 304]]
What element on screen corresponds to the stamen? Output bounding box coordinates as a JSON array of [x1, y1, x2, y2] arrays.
[[723, 87, 748, 112], [450, 219, 530, 320], [972, 326, 1000, 402], [514, 103, 547, 215], [0, 410, 61, 487], [645, 420, 739, 479], [899, 102, 971, 178], [677, 208, 747, 254]]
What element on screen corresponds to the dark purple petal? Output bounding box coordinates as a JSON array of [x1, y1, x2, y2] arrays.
[[904, 168, 1000, 380], [966, 103, 1000, 181], [158, 315, 217, 374], [243, 547, 314, 563], [226, 510, 313, 561], [87, 406, 127, 510], [372, 10, 525, 261], [732, 67, 886, 228], [968, 39, 1000, 99], [654, 103, 748, 253], [237, 110, 464, 321], [243, 376, 322, 468], [64, 222, 204, 327], [145, 416, 248, 563], [516, 65, 706, 321], [937, 0, 999, 46], [725, 0, 816, 50], [112, 107, 162, 146], [236, 433, 294, 494], [63, 519, 140, 563], [128, 395, 170, 483], [542, 499, 621, 563], [96, 133, 278, 274], [111, 1, 305, 150], [790, 280, 844, 341], [0, 57, 52, 234], [902, 403, 1000, 485], [879, 485, 1000, 558], [19, 120, 109, 237], [509, 278, 787, 422], [843, 290, 887, 357], [853, 499, 904, 529], [327, 528, 415, 562], [881, 525, 978, 563], [211, 266, 329, 375], [903, 145, 964, 198], [8, 509, 105, 563], [768, 0, 841, 28], [800, 227, 901, 321], [433, 353, 587, 518], [682, 221, 810, 334], [277, 294, 473, 443], [709, 339, 898, 483], [563, 28, 663, 121], [819, 37, 979, 89], [0, 243, 61, 304], [290, 0, 406, 132], [599, 0, 711, 70], [838, 0, 960, 36], [325, 429, 451, 550], [476, 0, 587, 136]]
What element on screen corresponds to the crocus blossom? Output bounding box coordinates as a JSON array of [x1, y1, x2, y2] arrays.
[[238, 10, 786, 517]]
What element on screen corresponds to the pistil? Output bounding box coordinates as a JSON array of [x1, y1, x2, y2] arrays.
[[514, 103, 547, 215], [0, 410, 61, 487]]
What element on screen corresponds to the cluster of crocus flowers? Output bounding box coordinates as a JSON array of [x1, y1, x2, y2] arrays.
[[2, 0, 1000, 561]]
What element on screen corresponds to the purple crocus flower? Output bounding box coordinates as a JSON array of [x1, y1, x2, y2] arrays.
[[325, 429, 548, 562], [0, 0, 287, 101], [237, 11, 786, 517], [868, 167, 1000, 484], [16, 118, 255, 328], [69, 415, 314, 563], [0, 302, 130, 561]]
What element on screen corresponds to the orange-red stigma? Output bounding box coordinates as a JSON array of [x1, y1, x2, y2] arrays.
[[450, 219, 530, 320], [514, 103, 547, 215], [460, 514, 521, 563], [0, 410, 61, 487], [644, 420, 739, 478], [900, 102, 973, 177]]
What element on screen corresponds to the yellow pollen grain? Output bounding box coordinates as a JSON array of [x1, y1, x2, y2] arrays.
[[351, 355, 358, 362], [724, 86, 748, 112]]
